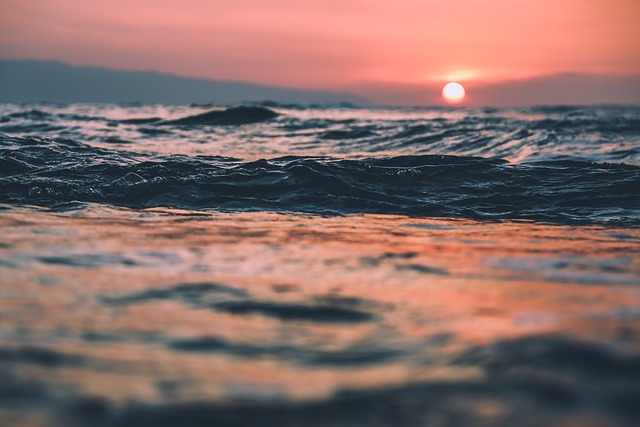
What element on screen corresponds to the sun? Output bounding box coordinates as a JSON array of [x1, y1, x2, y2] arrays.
[[442, 82, 465, 103]]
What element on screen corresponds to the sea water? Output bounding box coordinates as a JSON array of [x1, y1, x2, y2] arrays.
[[1, 103, 639, 426]]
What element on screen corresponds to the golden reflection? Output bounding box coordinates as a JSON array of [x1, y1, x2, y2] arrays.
[[0, 206, 639, 410]]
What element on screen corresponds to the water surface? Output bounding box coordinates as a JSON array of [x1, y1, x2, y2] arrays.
[[1, 103, 639, 426]]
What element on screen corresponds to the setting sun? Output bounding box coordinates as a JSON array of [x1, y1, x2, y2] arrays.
[[442, 82, 465, 103]]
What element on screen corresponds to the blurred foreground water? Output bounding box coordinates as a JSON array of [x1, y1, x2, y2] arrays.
[[1, 204, 639, 426]]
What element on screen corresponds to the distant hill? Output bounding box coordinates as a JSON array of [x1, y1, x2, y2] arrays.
[[0, 59, 368, 105], [345, 74, 640, 107], [2, 59, 638, 106], [464, 73, 640, 107]]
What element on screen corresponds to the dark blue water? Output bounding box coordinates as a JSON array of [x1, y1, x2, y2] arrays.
[[1, 104, 639, 225]]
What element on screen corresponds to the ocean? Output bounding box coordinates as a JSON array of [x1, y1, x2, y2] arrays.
[[1, 103, 639, 427]]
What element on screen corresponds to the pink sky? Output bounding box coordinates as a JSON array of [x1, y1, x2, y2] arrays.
[[1, 0, 639, 89]]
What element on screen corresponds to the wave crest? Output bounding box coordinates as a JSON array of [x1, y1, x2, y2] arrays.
[[2, 135, 639, 225]]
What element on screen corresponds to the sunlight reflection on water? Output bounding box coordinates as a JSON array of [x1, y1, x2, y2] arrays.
[[1, 205, 639, 426]]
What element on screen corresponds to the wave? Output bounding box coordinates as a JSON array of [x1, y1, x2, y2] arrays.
[[0, 105, 280, 127], [1, 105, 638, 166], [1, 135, 639, 225], [160, 106, 279, 126]]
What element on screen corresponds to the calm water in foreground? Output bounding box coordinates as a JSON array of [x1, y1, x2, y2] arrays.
[[1, 103, 639, 426]]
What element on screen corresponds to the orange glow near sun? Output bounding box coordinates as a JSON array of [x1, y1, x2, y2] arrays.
[[442, 82, 466, 103]]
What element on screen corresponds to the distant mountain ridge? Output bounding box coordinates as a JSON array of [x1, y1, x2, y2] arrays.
[[2, 59, 639, 106], [345, 74, 640, 107], [0, 59, 368, 105]]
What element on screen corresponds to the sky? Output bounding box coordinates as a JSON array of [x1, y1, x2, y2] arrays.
[[1, 0, 639, 104]]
